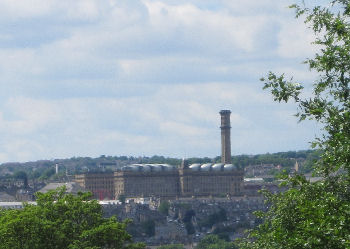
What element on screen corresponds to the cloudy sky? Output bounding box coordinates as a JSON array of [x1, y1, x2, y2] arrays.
[[0, 0, 322, 162]]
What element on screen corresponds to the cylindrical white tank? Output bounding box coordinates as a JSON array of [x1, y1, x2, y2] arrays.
[[201, 163, 212, 171], [189, 163, 201, 171], [150, 165, 162, 172], [130, 165, 141, 172], [141, 165, 151, 172], [121, 166, 133, 171], [212, 163, 224, 171], [223, 164, 235, 171]]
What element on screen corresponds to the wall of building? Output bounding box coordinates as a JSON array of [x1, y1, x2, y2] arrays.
[[179, 169, 243, 197], [75, 109, 241, 200], [115, 171, 179, 199], [76, 168, 244, 200], [75, 172, 114, 200]]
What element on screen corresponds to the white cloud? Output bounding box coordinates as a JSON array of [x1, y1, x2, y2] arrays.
[[0, 0, 111, 22], [277, 18, 317, 59], [159, 121, 209, 137], [0, 0, 321, 162], [143, 0, 270, 53], [0, 79, 318, 161], [0, 48, 43, 78], [0, 0, 54, 20], [63, 0, 100, 20]]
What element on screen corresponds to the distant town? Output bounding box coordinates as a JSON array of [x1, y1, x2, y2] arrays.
[[0, 110, 322, 247], [0, 149, 320, 246]]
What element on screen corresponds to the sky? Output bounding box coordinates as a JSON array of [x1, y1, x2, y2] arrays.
[[0, 0, 322, 163]]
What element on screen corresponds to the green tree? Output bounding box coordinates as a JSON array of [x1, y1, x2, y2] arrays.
[[196, 235, 237, 249], [141, 219, 155, 237], [158, 244, 185, 249], [241, 1, 350, 248], [184, 221, 195, 235], [118, 194, 126, 204], [0, 187, 145, 249], [40, 167, 55, 180], [13, 170, 28, 188], [198, 208, 227, 229], [182, 209, 195, 235], [158, 201, 170, 215]]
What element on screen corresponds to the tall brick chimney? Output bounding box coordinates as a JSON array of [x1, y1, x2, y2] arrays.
[[220, 110, 231, 164]]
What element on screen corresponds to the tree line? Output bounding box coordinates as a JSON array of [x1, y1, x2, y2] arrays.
[[0, 150, 320, 183]]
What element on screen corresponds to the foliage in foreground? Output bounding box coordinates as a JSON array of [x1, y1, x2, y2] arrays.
[[0, 187, 145, 249], [240, 1, 350, 248], [196, 235, 238, 249], [158, 235, 239, 249], [157, 244, 186, 249], [240, 176, 350, 248]]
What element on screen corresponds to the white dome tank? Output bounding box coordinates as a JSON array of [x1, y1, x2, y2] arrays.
[[141, 165, 151, 172], [223, 164, 235, 171], [130, 165, 141, 172], [212, 163, 224, 171], [150, 165, 162, 172], [157, 164, 168, 171], [201, 163, 212, 171], [162, 165, 175, 171], [189, 163, 201, 171], [160, 165, 167, 171], [160, 164, 171, 167], [121, 166, 133, 171]]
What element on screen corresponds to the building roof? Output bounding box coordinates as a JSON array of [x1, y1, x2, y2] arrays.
[[121, 164, 176, 172], [38, 182, 87, 194], [0, 192, 16, 202], [188, 163, 237, 171]]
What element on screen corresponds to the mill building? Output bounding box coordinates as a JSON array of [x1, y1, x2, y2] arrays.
[[75, 110, 244, 200]]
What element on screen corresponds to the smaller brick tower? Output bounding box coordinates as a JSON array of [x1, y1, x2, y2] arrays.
[[220, 110, 231, 164]]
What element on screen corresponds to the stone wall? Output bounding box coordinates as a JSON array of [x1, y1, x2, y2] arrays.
[[76, 168, 244, 200], [115, 171, 180, 199], [75, 172, 114, 200], [179, 169, 243, 197]]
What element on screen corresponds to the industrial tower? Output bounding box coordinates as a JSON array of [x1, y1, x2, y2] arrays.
[[220, 110, 231, 164]]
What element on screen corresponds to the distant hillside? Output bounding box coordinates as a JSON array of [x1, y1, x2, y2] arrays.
[[232, 150, 321, 173], [0, 150, 320, 181]]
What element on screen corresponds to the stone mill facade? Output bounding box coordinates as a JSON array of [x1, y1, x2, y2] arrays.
[[75, 110, 244, 200]]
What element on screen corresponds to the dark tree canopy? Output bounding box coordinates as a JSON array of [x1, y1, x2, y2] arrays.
[[158, 200, 170, 215], [0, 187, 145, 249], [196, 235, 237, 249], [158, 244, 185, 249], [13, 170, 28, 188]]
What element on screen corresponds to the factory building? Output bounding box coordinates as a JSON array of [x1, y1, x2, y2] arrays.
[[75, 110, 244, 200]]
